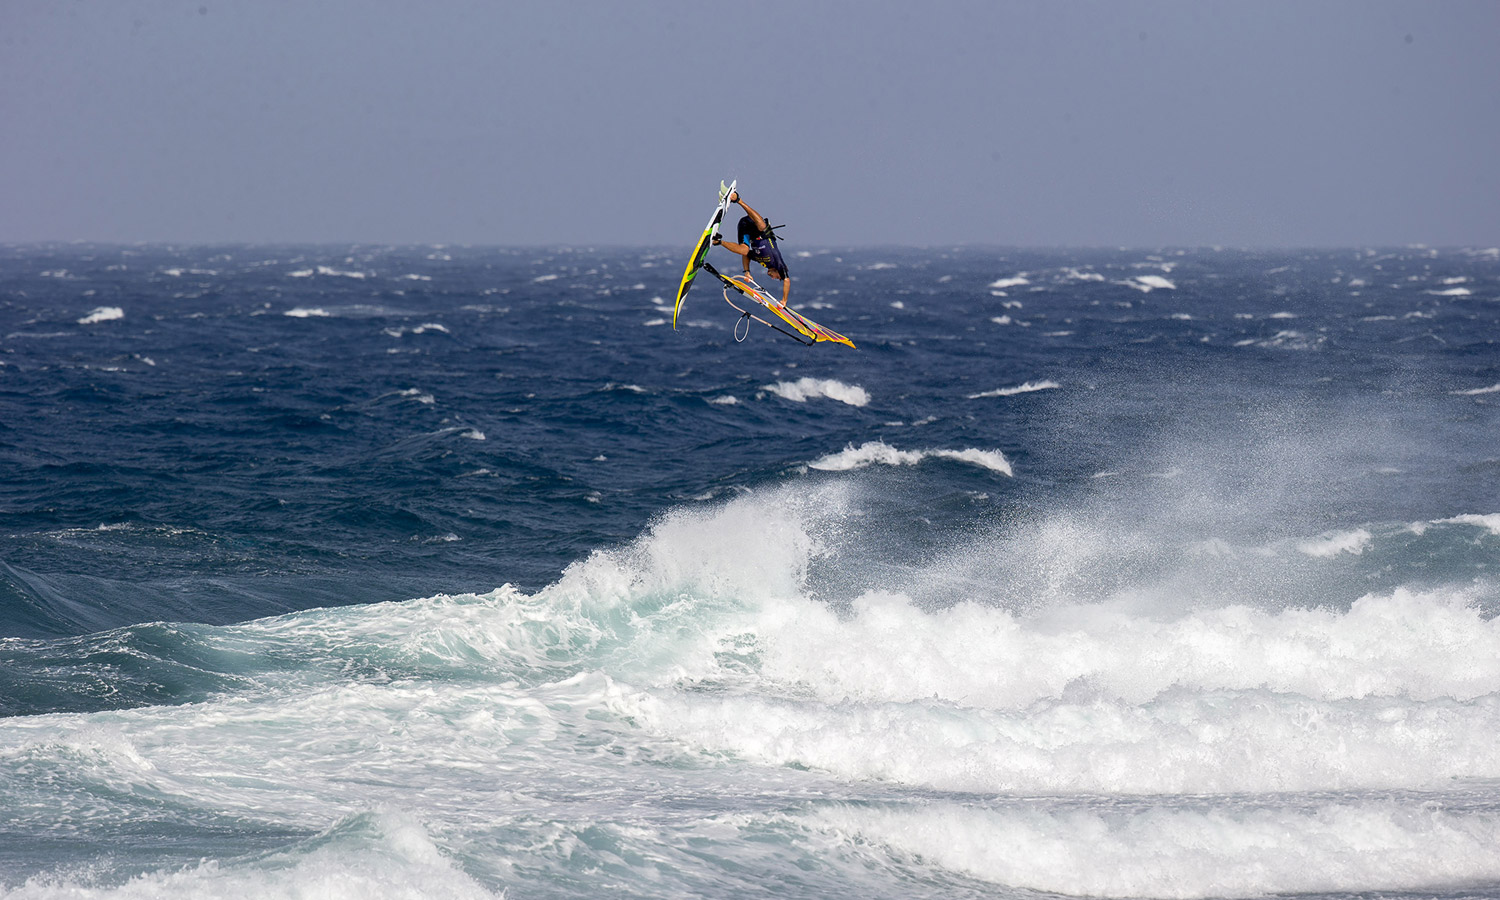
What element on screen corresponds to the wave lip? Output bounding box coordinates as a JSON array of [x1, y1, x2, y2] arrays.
[[763, 378, 869, 407], [809, 440, 1013, 475]]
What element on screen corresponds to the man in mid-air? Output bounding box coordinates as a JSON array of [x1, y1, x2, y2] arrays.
[[712, 190, 790, 307]]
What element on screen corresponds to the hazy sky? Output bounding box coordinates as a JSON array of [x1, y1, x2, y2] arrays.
[[3, 0, 1497, 247]]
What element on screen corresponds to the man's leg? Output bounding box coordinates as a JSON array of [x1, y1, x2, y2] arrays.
[[731, 192, 770, 234], [714, 234, 752, 261]]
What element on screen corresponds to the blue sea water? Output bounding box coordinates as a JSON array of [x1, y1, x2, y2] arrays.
[[1, 243, 1499, 898]]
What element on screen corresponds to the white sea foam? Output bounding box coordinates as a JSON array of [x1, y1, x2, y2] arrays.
[[284, 307, 331, 318], [5, 476, 1498, 898], [1428, 287, 1472, 296], [385, 323, 450, 337], [1452, 383, 1500, 395], [1061, 267, 1104, 282], [396, 388, 435, 405], [812, 801, 1500, 899], [618, 583, 1500, 794], [287, 266, 369, 279], [763, 378, 869, 407], [989, 276, 1029, 289], [0, 811, 499, 900], [1433, 513, 1500, 535], [1297, 528, 1372, 557], [1134, 275, 1176, 291], [809, 440, 1013, 476], [77, 306, 124, 325], [968, 380, 1059, 399], [1237, 330, 1324, 350]]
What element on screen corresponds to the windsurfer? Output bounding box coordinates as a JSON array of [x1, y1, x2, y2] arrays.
[[713, 191, 790, 307]]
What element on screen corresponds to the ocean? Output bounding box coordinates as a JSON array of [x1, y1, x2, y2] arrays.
[[1, 243, 1498, 898]]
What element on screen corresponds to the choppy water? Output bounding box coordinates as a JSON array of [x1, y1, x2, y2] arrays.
[[1, 244, 1498, 898]]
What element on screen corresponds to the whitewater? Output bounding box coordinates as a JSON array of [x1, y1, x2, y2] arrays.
[[1, 245, 1498, 898]]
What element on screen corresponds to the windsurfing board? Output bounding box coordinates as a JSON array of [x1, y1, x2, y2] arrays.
[[673, 179, 735, 329], [702, 262, 855, 349]]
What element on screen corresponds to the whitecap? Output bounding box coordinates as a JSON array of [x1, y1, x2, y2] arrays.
[[1062, 268, 1105, 282], [77, 306, 124, 325], [809, 440, 1012, 476], [1431, 513, 1500, 535], [1297, 528, 1372, 557], [967, 380, 1060, 399], [763, 378, 869, 407], [1242, 330, 1324, 350]]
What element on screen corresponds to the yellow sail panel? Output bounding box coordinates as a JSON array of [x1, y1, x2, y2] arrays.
[[674, 225, 714, 328]]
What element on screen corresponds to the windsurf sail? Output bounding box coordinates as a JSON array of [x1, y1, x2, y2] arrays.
[[703, 262, 855, 349], [674, 180, 734, 329]]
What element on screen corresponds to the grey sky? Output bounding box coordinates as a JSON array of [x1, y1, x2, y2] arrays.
[[3, 1, 1496, 247]]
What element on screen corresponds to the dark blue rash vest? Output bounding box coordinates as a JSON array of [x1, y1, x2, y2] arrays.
[[737, 215, 789, 279]]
